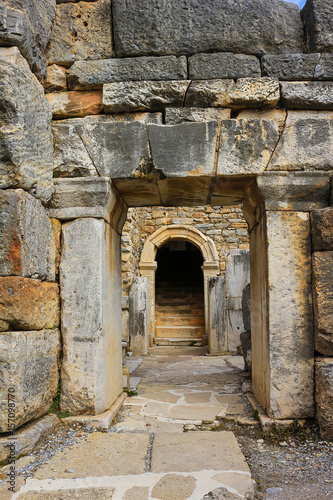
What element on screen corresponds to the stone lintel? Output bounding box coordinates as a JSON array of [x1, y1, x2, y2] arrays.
[[257, 172, 331, 211], [48, 178, 128, 234]]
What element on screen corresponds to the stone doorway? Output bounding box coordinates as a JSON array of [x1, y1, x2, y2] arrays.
[[155, 240, 205, 346]]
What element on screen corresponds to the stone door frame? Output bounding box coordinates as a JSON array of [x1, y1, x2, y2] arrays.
[[50, 171, 330, 420], [139, 225, 220, 347]]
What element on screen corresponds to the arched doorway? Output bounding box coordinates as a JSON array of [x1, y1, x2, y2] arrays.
[[155, 240, 204, 345], [139, 225, 219, 347]]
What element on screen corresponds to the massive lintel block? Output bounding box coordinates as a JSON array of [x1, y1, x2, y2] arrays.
[[0, 189, 56, 280], [0, 47, 53, 202], [112, 0, 303, 57], [0, 329, 60, 432]]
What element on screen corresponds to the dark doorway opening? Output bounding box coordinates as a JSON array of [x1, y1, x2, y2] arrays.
[[155, 241, 205, 346]]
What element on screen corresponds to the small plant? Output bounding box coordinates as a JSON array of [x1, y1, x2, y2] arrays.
[[48, 382, 69, 418], [123, 387, 138, 397], [253, 409, 259, 421]]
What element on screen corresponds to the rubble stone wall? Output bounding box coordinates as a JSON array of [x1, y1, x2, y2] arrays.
[[0, 0, 332, 436]]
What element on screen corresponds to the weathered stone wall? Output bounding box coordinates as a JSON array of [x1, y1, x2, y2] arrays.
[[0, 0, 332, 437]]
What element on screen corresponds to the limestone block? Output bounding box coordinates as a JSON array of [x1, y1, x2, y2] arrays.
[[148, 122, 219, 177], [0, 47, 53, 202], [267, 211, 314, 419], [112, 0, 302, 57], [262, 53, 322, 80], [208, 276, 227, 355], [67, 56, 187, 90], [103, 80, 190, 113], [302, 0, 333, 53], [45, 0, 112, 67], [165, 108, 231, 124], [48, 178, 127, 233], [0, 329, 60, 431], [225, 250, 250, 298], [315, 358, 333, 440], [189, 53, 261, 80], [129, 277, 148, 355], [312, 252, 333, 356], [47, 90, 103, 119], [0, 5, 48, 79], [311, 207, 333, 251], [0, 189, 56, 280], [269, 115, 333, 171], [0, 414, 59, 462], [6, 0, 56, 51], [217, 119, 279, 175], [185, 78, 279, 109], [60, 218, 123, 414], [0, 277, 59, 331], [257, 173, 331, 211], [280, 82, 333, 109], [44, 64, 67, 92], [314, 53, 333, 79], [237, 109, 286, 131]]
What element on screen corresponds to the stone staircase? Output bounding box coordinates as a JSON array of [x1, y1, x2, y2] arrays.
[[155, 281, 205, 345]]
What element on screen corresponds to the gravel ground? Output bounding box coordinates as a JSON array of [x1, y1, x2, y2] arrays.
[[223, 420, 333, 500]]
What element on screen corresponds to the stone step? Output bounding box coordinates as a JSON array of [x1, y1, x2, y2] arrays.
[[156, 296, 204, 304], [155, 326, 205, 338], [155, 338, 202, 346], [155, 316, 205, 327], [155, 308, 205, 317]]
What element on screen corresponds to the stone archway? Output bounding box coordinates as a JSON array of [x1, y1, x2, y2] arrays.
[[140, 225, 219, 349]]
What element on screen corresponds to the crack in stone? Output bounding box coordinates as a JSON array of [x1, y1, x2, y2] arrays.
[[145, 433, 154, 472], [265, 108, 288, 171]]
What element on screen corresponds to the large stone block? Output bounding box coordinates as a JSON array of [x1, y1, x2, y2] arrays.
[[302, 0, 333, 53], [51, 115, 161, 179], [262, 53, 327, 80], [185, 78, 279, 109], [67, 56, 187, 90], [45, 0, 112, 67], [44, 64, 67, 93], [269, 114, 333, 171], [225, 250, 250, 298], [0, 189, 56, 280], [47, 90, 103, 119], [266, 211, 314, 419], [315, 358, 333, 440], [103, 80, 189, 113], [0, 3, 53, 79], [0, 47, 53, 202], [189, 53, 260, 80], [129, 277, 148, 355], [312, 252, 333, 356], [280, 81, 333, 109], [257, 172, 331, 211], [165, 108, 231, 124], [311, 207, 333, 251], [0, 277, 59, 331], [48, 178, 127, 233], [112, 0, 303, 57], [6, 0, 56, 50], [0, 329, 60, 431], [148, 122, 219, 177], [60, 218, 123, 415], [217, 119, 279, 175]]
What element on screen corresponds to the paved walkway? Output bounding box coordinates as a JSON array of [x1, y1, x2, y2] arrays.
[[8, 347, 257, 500]]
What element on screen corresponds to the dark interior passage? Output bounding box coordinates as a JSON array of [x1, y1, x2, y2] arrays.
[[155, 241, 205, 345]]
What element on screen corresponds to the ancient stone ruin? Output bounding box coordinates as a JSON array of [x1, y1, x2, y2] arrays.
[[0, 0, 332, 448]]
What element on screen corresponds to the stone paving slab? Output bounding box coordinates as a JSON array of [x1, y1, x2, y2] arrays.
[[162, 405, 227, 422], [33, 432, 150, 479], [151, 431, 250, 473]]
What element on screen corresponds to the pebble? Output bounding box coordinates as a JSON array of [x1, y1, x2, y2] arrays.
[[279, 441, 288, 447]]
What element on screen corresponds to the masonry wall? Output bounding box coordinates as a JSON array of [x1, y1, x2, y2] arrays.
[[0, 0, 332, 438]]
